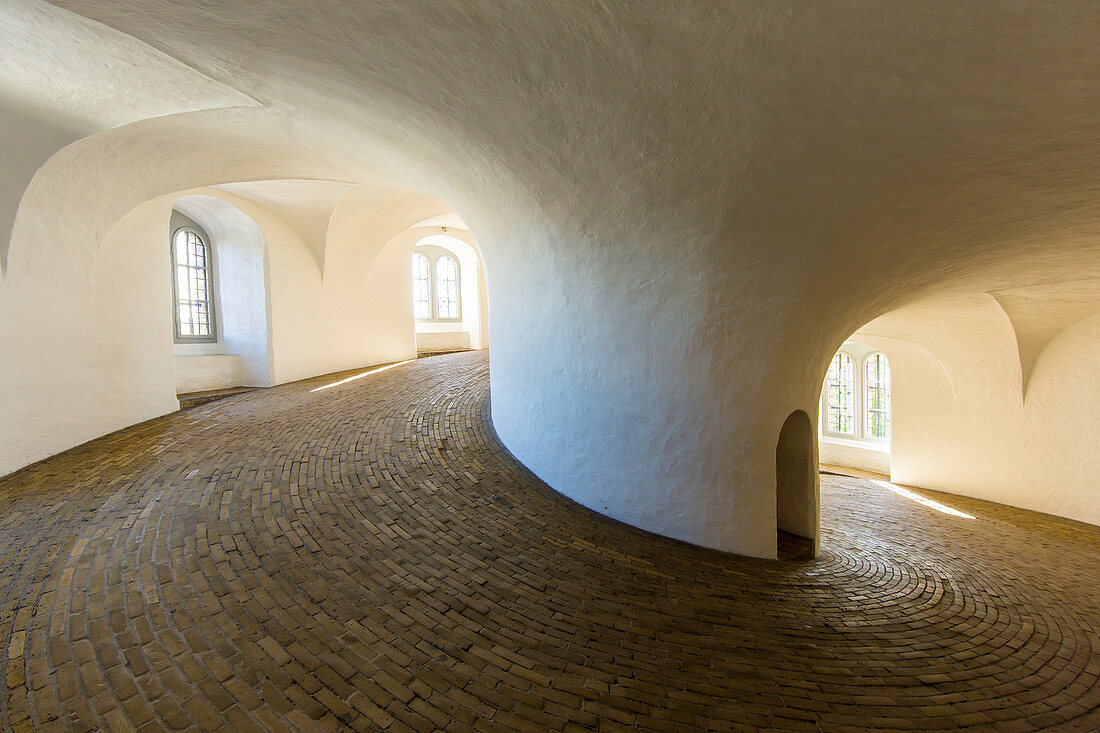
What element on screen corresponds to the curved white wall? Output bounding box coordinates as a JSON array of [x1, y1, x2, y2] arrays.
[[480, 213, 823, 558], [0, 168, 451, 476], [1, 195, 180, 474], [1025, 314, 1100, 524], [855, 293, 1100, 526], [0, 99, 86, 271]]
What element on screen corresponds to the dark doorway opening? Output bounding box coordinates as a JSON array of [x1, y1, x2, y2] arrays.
[[776, 409, 818, 560]]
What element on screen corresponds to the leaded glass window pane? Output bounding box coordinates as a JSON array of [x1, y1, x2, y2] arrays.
[[412, 253, 431, 319], [865, 353, 891, 439], [826, 352, 855, 435], [173, 229, 214, 339], [436, 255, 459, 319]]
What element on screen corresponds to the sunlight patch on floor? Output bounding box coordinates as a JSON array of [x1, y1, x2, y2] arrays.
[[310, 360, 413, 392], [873, 480, 975, 519]]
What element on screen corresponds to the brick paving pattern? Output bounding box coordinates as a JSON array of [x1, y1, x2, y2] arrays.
[[0, 351, 1097, 731]]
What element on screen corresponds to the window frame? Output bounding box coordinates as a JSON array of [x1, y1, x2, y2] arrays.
[[819, 347, 892, 444], [170, 226, 218, 344], [862, 352, 891, 442], [434, 254, 461, 321], [822, 350, 857, 438], [412, 252, 433, 320], [412, 246, 465, 324]]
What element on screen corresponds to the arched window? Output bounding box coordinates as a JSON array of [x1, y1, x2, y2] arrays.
[[172, 227, 215, 341], [412, 253, 431, 319], [825, 352, 855, 435], [865, 353, 891, 439], [436, 255, 459, 319]]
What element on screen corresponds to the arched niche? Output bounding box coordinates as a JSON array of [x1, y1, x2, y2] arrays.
[[817, 341, 894, 476], [171, 195, 272, 391], [776, 409, 819, 559], [412, 233, 488, 351]]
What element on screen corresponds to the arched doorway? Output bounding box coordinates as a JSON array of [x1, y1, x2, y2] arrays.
[[776, 409, 818, 559]]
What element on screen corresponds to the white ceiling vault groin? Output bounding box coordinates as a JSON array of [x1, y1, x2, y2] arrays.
[[1, 1, 1098, 556]]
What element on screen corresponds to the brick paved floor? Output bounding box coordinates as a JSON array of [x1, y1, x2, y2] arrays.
[[0, 351, 1097, 732]]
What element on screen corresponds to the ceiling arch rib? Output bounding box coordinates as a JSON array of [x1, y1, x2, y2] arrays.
[[991, 279, 1100, 399]]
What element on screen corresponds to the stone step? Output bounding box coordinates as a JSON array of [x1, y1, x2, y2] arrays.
[[417, 348, 472, 359], [177, 386, 259, 410]]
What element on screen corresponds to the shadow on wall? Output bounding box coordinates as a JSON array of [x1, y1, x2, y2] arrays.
[[776, 409, 819, 558], [0, 98, 88, 272]]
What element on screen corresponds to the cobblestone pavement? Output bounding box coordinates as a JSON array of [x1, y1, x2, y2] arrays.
[[0, 351, 1097, 732]]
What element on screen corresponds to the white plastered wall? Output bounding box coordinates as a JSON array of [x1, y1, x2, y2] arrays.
[[854, 293, 1100, 526], [0, 150, 454, 475], [1, 194, 180, 475], [0, 99, 88, 271], [259, 186, 450, 385], [481, 209, 817, 559]]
